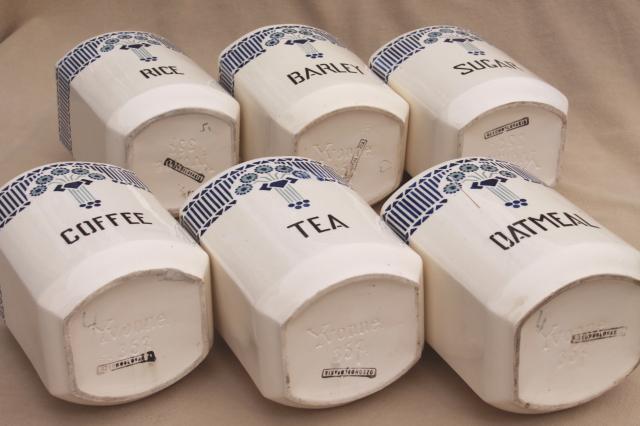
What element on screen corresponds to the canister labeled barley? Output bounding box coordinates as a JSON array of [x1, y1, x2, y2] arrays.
[[0, 162, 213, 404], [181, 156, 423, 407], [381, 157, 640, 413], [219, 25, 409, 204], [370, 26, 568, 185], [56, 31, 240, 214]]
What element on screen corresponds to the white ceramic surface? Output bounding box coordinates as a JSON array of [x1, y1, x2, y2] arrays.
[[56, 31, 240, 214], [370, 26, 568, 186], [0, 162, 213, 405], [219, 24, 409, 204], [180, 156, 423, 408], [381, 157, 640, 413]]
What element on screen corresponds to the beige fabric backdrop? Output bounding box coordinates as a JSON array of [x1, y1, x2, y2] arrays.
[[0, 0, 639, 424]]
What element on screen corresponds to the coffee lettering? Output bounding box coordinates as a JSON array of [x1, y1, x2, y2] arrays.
[[60, 212, 153, 245]]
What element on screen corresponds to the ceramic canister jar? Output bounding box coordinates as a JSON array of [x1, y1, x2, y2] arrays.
[[370, 26, 568, 186], [381, 157, 640, 413], [180, 156, 423, 408], [218, 24, 409, 205], [56, 31, 240, 214], [0, 162, 213, 405]]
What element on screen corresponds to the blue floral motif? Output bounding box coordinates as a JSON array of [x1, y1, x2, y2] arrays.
[[443, 183, 461, 194], [505, 198, 528, 208], [30, 186, 47, 196], [235, 184, 253, 195], [447, 172, 465, 182], [500, 170, 517, 178], [51, 167, 70, 176], [72, 168, 89, 175], [292, 170, 311, 179], [89, 173, 105, 180], [35, 175, 53, 184], [288, 199, 311, 209], [275, 165, 293, 173], [480, 163, 498, 172], [240, 173, 258, 183], [255, 165, 273, 174], [460, 163, 479, 172]]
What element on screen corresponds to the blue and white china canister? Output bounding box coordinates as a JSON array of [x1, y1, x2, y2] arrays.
[[180, 157, 423, 408], [219, 25, 409, 204], [381, 157, 640, 413], [370, 26, 568, 186], [56, 31, 240, 214], [0, 162, 213, 405]]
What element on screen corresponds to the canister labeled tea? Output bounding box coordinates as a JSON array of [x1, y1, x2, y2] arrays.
[[56, 31, 240, 214], [181, 156, 423, 407], [381, 157, 640, 413], [0, 162, 213, 405], [219, 25, 409, 204], [370, 26, 568, 185]]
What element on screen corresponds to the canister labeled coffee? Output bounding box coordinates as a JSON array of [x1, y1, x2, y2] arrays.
[[56, 31, 240, 214], [181, 156, 423, 407], [370, 26, 568, 185], [0, 162, 213, 404], [219, 25, 409, 204], [381, 157, 640, 413]]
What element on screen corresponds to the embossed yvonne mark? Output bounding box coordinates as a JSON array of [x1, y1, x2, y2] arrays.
[[307, 318, 382, 350], [483, 128, 541, 173], [313, 140, 374, 179]]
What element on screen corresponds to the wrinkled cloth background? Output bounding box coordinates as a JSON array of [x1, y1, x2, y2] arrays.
[[0, 1, 639, 425]]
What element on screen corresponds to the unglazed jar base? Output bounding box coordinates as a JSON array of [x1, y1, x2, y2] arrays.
[[65, 269, 209, 404], [460, 103, 564, 185], [296, 108, 403, 205], [517, 275, 640, 411], [283, 275, 421, 407], [128, 112, 236, 215]]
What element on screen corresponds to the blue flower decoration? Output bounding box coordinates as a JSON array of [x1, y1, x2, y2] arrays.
[[500, 170, 517, 178], [505, 198, 528, 208], [235, 184, 252, 195], [271, 32, 285, 39], [255, 165, 273, 174], [299, 29, 313, 36], [440, 28, 454, 33], [292, 170, 310, 179], [89, 173, 105, 180], [36, 175, 53, 184], [240, 173, 258, 183], [30, 185, 47, 196], [288, 199, 311, 209], [265, 39, 279, 46], [425, 38, 438, 44], [72, 168, 89, 175], [428, 32, 442, 37], [135, 35, 147, 40], [100, 45, 114, 52], [275, 165, 293, 173], [105, 38, 119, 44], [460, 163, 478, 172], [480, 163, 498, 172], [447, 172, 465, 182], [51, 167, 69, 175], [443, 183, 461, 194], [118, 34, 132, 39], [282, 28, 297, 34]]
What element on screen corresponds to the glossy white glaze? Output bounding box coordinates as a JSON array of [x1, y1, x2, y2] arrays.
[[0, 162, 213, 405], [370, 26, 568, 186], [181, 156, 423, 408], [381, 157, 640, 413], [219, 25, 409, 204], [56, 31, 240, 214]]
